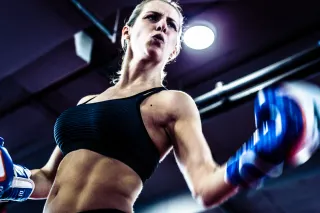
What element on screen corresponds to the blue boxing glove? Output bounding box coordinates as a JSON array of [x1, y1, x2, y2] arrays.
[[225, 81, 320, 189], [0, 137, 34, 202]]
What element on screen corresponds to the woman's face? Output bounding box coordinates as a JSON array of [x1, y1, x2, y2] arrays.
[[123, 1, 181, 63]]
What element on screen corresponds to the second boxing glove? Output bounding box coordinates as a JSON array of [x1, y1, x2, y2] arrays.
[[0, 137, 35, 202]]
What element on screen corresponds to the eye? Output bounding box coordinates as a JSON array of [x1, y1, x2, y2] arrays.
[[168, 22, 177, 31], [146, 14, 158, 22]]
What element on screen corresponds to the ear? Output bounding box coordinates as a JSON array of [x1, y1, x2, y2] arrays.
[[121, 25, 131, 48], [169, 46, 178, 61], [122, 25, 130, 39]]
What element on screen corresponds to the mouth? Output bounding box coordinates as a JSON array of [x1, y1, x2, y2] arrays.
[[152, 34, 165, 43]]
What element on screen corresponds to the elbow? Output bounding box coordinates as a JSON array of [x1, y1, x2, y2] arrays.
[[40, 167, 56, 183]]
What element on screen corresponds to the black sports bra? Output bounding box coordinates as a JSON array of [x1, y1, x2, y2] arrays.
[[54, 87, 167, 182]]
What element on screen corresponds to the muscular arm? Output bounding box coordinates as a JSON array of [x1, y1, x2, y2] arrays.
[[167, 91, 238, 208], [29, 95, 96, 199]]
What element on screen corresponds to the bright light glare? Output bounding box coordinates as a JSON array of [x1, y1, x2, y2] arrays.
[[184, 25, 215, 50], [139, 193, 205, 213]]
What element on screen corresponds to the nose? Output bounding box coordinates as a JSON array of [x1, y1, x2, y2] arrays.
[[156, 19, 167, 33]]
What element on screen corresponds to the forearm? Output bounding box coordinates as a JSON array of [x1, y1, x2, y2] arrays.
[[29, 169, 54, 200], [193, 164, 239, 208]]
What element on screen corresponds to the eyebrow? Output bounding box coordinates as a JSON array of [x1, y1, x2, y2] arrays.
[[146, 11, 178, 25]]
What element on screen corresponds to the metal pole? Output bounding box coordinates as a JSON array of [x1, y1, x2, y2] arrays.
[[199, 57, 320, 120], [71, 0, 119, 43], [195, 42, 320, 108]]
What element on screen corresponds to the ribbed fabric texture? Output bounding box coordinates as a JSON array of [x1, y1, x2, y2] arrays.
[[54, 87, 166, 182], [78, 209, 125, 213]]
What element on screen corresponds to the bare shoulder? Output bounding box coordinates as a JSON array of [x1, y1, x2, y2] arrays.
[[77, 95, 98, 105], [162, 90, 195, 105], [159, 90, 199, 119]]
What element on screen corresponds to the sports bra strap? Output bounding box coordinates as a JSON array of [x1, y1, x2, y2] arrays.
[[82, 96, 97, 104], [81, 87, 167, 105], [137, 87, 167, 103]]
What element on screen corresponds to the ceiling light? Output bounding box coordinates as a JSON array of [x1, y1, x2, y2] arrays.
[[183, 25, 215, 50]]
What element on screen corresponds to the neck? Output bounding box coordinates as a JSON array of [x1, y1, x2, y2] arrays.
[[116, 52, 165, 89]]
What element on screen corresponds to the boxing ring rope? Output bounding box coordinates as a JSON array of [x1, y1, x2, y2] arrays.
[[195, 41, 320, 120]]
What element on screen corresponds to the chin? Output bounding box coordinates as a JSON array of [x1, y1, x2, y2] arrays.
[[145, 48, 164, 63], [142, 41, 167, 62]]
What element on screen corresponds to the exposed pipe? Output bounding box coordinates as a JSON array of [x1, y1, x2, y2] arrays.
[[195, 41, 320, 119], [71, 0, 120, 43], [71, 0, 222, 44]]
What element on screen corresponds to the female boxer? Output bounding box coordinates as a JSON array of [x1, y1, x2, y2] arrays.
[[0, 0, 320, 212]]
